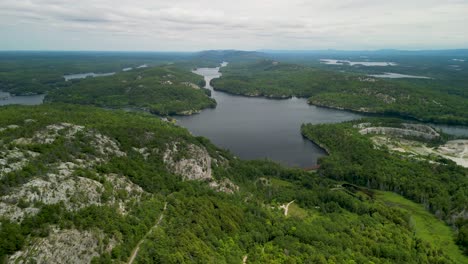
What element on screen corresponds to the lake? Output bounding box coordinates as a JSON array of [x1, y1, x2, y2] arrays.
[[320, 59, 397, 66], [0, 91, 45, 106], [63, 65, 149, 81], [431, 124, 468, 137], [176, 65, 363, 167], [369, 72, 431, 79], [2, 64, 466, 167]]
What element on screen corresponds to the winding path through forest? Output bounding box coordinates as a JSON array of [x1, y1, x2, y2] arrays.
[[279, 200, 295, 216], [127, 202, 168, 264]]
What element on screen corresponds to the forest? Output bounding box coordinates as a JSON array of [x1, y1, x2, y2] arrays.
[[0, 51, 467, 262], [0, 105, 466, 263], [0, 50, 258, 95], [0, 51, 197, 95], [46, 65, 216, 115], [0, 51, 261, 115], [301, 118, 468, 258], [212, 60, 468, 125]]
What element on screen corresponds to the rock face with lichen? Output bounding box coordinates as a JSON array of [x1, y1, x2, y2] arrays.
[[0, 122, 142, 223], [0, 106, 241, 263], [209, 178, 239, 194], [163, 143, 212, 181], [9, 228, 114, 264], [0, 119, 151, 263], [163, 142, 238, 193], [358, 123, 440, 140]]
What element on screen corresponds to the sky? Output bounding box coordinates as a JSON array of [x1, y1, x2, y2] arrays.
[[1, 0, 468, 51]]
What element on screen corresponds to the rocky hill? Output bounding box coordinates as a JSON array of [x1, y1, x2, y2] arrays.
[[0, 104, 234, 263]]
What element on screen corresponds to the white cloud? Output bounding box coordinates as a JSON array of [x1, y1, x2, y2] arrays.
[[0, 0, 467, 50]]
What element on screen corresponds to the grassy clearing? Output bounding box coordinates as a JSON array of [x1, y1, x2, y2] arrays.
[[376, 191, 467, 263], [287, 203, 309, 219], [270, 178, 294, 187]]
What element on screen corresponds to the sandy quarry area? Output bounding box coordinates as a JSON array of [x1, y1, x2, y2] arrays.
[[372, 137, 468, 168]]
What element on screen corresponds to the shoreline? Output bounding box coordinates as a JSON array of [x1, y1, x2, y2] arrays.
[[209, 85, 468, 127], [300, 130, 331, 155]]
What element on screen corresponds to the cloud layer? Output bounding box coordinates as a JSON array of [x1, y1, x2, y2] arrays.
[[1, 0, 467, 50]]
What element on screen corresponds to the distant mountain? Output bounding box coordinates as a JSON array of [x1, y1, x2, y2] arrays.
[[260, 49, 468, 56]]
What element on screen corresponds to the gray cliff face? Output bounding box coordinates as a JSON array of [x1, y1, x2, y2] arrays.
[[163, 142, 238, 193], [358, 123, 440, 140], [163, 143, 212, 181]]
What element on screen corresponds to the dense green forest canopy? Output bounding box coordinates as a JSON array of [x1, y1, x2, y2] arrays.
[[212, 59, 468, 125], [0, 50, 250, 95], [46, 65, 216, 115], [0, 50, 264, 115], [1, 105, 466, 263], [268, 50, 468, 98], [0, 51, 197, 95], [301, 118, 468, 257]]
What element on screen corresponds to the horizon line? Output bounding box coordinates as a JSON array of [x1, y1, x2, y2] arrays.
[[1, 48, 468, 53]]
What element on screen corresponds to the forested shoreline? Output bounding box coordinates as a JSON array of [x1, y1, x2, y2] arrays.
[[46, 65, 216, 116], [212, 60, 468, 125], [301, 119, 468, 257]]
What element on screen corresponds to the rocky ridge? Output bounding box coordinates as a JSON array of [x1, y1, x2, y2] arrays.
[[0, 116, 238, 263], [357, 122, 440, 140]]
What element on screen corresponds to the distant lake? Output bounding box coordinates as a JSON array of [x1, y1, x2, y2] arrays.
[[176, 65, 363, 167], [369, 72, 431, 79], [63, 64, 149, 81], [320, 59, 397, 66], [0, 91, 44, 106]]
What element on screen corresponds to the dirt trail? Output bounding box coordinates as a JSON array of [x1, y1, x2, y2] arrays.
[[127, 202, 168, 264], [279, 200, 295, 216], [243, 255, 248, 264]]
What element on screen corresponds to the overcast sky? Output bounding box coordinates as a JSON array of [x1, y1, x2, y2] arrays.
[[1, 0, 467, 51]]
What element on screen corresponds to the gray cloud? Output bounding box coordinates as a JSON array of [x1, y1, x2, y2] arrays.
[[0, 0, 467, 50]]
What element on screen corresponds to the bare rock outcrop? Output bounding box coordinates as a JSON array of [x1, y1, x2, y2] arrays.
[[0, 148, 40, 179], [359, 123, 440, 140], [163, 142, 238, 193], [0, 167, 145, 222], [9, 228, 113, 264], [163, 143, 212, 181], [0, 123, 139, 222], [209, 178, 239, 194]]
